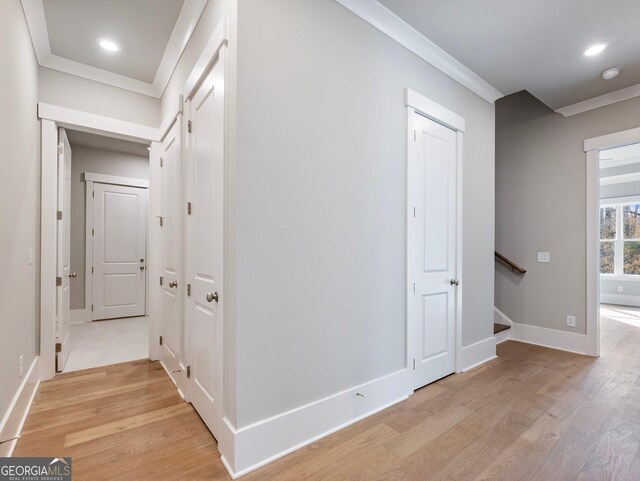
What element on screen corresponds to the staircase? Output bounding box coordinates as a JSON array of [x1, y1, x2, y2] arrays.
[[494, 251, 525, 344]]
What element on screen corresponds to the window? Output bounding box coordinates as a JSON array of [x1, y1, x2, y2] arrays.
[[600, 202, 640, 277]]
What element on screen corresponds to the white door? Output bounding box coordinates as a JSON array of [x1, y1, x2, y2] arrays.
[[408, 112, 458, 389], [55, 128, 72, 372], [92, 183, 147, 320], [186, 50, 225, 438], [160, 117, 186, 393]]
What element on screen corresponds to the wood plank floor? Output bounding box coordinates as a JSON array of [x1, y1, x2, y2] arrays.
[[15, 312, 640, 480]]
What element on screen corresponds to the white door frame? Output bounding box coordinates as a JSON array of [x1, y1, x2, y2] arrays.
[[584, 126, 640, 357], [83, 173, 150, 322], [39, 103, 162, 381], [405, 88, 465, 376]]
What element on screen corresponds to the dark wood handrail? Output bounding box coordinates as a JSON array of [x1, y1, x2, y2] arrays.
[[495, 251, 527, 274]]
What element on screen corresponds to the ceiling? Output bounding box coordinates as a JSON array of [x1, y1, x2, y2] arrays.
[[21, 0, 208, 97], [67, 130, 150, 157], [43, 0, 184, 83], [378, 0, 640, 111]]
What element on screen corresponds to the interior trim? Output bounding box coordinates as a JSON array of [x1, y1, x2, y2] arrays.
[[334, 0, 503, 104], [20, 0, 209, 98], [556, 82, 640, 117]]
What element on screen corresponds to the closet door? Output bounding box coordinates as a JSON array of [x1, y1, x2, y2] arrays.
[[186, 48, 225, 439], [159, 117, 186, 394]]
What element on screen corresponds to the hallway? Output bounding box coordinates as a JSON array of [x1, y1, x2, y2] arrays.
[[14, 312, 640, 480]]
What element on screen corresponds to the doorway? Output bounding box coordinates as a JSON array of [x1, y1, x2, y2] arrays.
[[406, 89, 464, 390]]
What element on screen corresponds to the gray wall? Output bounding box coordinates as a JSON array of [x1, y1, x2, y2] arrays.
[[233, 0, 495, 427], [0, 0, 40, 425], [496, 91, 640, 334], [39, 67, 160, 127], [69, 145, 149, 310]]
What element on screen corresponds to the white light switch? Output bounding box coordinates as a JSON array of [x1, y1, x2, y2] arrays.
[[537, 252, 550, 263]]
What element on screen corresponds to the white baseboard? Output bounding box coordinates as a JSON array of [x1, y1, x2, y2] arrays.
[[494, 328, 512, 344], [221, 369, 411, 478], [510, 323, 588, 354], [460, 337, 497, 372], [70, 308, 90, 324], [493, 307, 588, 355], [0, 356, 40, 456], [600, 293, 640, 307]]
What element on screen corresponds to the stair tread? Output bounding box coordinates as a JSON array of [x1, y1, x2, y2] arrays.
[[494, 323, 511, 334]]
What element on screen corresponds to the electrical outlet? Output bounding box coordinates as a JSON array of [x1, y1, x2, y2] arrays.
[[537, 252, 550, 263], [566, 315, 576, 328], [19, 355, 24, 377], [618, 285, 624, 293]]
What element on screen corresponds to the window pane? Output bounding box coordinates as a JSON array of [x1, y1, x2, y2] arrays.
[[624, 241, 640, 275], [600, 207, 616, 240], [601, 241, 614, 274], [623, 204, 640, 239]]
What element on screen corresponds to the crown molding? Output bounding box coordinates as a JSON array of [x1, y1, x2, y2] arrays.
[[556, 82, 640, 117], [334, 0, 503, 104], [20, 0, 208, 99]]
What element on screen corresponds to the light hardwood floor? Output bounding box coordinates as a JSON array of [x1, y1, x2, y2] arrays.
[[15, 312, 640, 480]]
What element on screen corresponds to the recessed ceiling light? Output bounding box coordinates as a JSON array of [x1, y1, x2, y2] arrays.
[[96, 37, 120, 52], [602, 67, 621, 80], [584, 43, 607, 57]]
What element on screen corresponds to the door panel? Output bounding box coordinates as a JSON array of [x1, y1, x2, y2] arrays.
[[159, 117, 185, 394], [409, 113, 458, 389], [187, 50, 225, 439], [93, 183, 147, 320], [56, 128, 72, 372]]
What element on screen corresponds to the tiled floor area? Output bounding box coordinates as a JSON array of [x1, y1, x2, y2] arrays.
[[63, 316, 149, 372]]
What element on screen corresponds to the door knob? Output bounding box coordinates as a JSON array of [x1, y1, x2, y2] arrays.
[[450, 279, 460, 286], [140, 266, 145, 271], [69, 272, 77, 279], [206, 291, 219, 303], [169, 280, 178, 288]]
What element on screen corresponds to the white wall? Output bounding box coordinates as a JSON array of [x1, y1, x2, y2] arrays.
[[39, 67, 160, 127], [0, 0, 40, 428], [496, 90, 640, 334], [69, 145, 149, 311], [233, 0, 496, 428]]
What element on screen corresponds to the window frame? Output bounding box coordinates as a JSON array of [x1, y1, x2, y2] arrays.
[[600, 197, 640, 280]]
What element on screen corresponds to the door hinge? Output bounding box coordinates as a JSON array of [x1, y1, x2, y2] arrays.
[[414, 130, 417, 141], [413, 206, 416, 218], [159, 336, 163, 346], [160, 276, 163, 286], [187, 120, 192, 133], [187, 365, 191, 378], [92, 228, 94, 236], [187, 284, 191, 296], [57, 210, 63, 220], [92, 190, 95, 198], [187, 202, 192, 215], [158, 216, 163, 227], [55, 342, 62, 353], [413, 359, 416, 370], [160, 158, 164, 167], [55, 276, 62, 286], [91, 266, 94, 274], [57, 144, 63, 155], [413, 283, 415, 294], [91, 304, 94, 312]]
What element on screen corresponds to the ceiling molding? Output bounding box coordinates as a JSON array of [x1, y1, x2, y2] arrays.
[[334, 0, 503, 104], [556, 82, 640, 117], [20, 0, 208, 99]]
